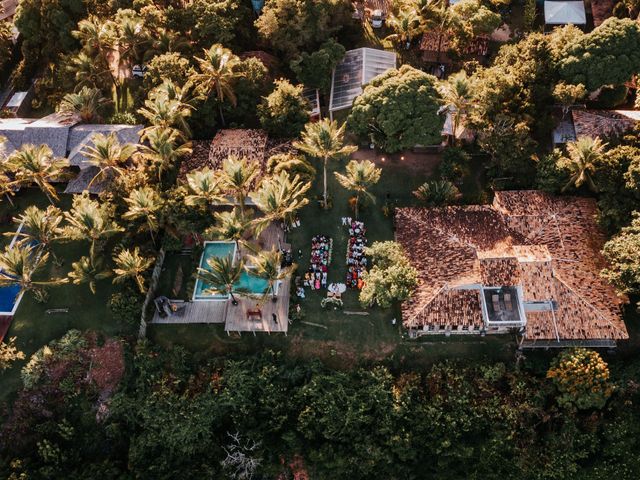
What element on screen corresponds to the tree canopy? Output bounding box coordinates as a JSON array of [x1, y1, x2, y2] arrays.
[[557, 17, 640, 92], [348, 65, 444, 153]]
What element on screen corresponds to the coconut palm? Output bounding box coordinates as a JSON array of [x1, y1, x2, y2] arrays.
[[137, 127, 192, 182], [247, 248, 296, 302], [8, 205, 64, 262], [413, 179, 461, 206], [62, 193, 123, 252], [112, 247, 154, 293], [438, 70, 474, 143], [138, 80, 194, 139], [220, 156, 260, 219], [68, 252, 112, 294], [266, 153, 316, 183], [58, 87, 109, 123], [194, 44, 241, 126], [81, 132, 137, 187], [560, 136, 607, 193], [0, 146, 16, 206], [385, 7, 422, 50], [67, 51, 112, 91], [250, 170, 311, 234], [334, 159, 381, 219], [184, 168, 226, 208], [122, 187, 164, 246], [207, 209, 252, 254], [294, 119, 357, 209], [195, 254, 247, 305], [7, 144, 69, 204], [144, 29, 191, 61], [0, 244, 68, 300]]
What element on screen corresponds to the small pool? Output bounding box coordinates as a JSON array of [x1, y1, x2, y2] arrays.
[[0, 284, 21, 315], [193, 242, 273, 300]]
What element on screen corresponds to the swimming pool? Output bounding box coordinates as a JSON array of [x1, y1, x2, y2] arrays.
[[192, 242, 273, 300], [0, 222, 26, 316]]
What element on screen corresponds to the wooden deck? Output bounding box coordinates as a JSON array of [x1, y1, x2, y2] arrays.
[[224, 277, 291, 334], [151, 300, 227, 324]]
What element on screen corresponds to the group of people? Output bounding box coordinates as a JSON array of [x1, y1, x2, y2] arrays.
[[345, 220, 367, 289], [303, 235, 333, 290]]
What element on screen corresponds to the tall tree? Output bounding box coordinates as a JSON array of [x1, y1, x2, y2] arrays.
[[348, 65, 444, 153], [385, 6, 422, 51], [138, 80, 195, 140], [334, 160, 381, 219], [194, 44, 241, 126], [438, 70, 474, 143], [81, 132, 137, 187], [113, 247, 154, 293], [220, 156, 260, 219], [258, 79, 310, 138], [62, 193, 123, 252], [559, 137, 607, 192], [250, 171, 311, 233], [57, 87, 108, 123], [122, 187, 165, 246], [184, 168, 226, 208], [602, 212, 640, 303], [68, 252, 112, 294], [7, 144, 68, 204], [137, 127, 192, 182], [196, 253, 247, 305], [294, 119, 356, 209], [0, 244, 68, 301], [8, 205, 64, 262], [413, 180, 461, 206], [247, 248, 296, 302], [207, 209, 252, 253]]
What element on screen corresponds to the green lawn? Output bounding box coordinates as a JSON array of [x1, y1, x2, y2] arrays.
[[0, 188, 133, 403], [150, 151, 519, 366]]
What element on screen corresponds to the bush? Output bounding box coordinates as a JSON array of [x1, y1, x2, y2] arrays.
[[595, 85, 629, 108], [108, 289, 143, 328], [438, 147, 471, 181], [258, 79, 310, 138], [108, 112, 138, 125]]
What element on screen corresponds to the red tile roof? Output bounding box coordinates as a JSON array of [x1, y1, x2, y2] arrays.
[[396, 191, 628, 341]]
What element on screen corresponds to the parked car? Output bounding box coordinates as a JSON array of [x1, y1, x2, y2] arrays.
[[370, 9, 384, 28], [132, 65, 147, 78]]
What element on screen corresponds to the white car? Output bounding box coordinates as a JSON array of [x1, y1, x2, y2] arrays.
[[132, 65, 147, 78], [370, 9, 384, 28]]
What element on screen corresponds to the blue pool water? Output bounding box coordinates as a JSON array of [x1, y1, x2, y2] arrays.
[[0, 284, 20, 313], [193, 242, 271, 299]]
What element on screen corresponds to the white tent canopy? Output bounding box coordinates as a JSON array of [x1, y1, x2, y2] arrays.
[[329, 48, 396, 114], [544, 1, 586, 25]]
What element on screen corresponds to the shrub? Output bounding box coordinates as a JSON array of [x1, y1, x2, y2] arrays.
[[108, 289, 144, 328]]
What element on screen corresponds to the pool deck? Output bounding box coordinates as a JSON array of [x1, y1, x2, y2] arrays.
[[150, 222, 292, 333]]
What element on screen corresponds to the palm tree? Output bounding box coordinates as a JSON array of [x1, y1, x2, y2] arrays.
[[81, 132, 137, 187], [0, 244, 68, 300], [385, 7, 421, 50], [207, 209, 252, 255], [195, 254, 246, 305], [62, 193, 124, 252], [0, 147, 16, 206], [123, 187, 164, 246], [294, 119, 357, 209], [560, 137, 607, 193], [266, 153, 316, 183], [144, 29, 191, 61], [194, 44, 241, 126], [220, 156, 260, 219], [138, 80, 194, 139], [58, 87, 109, 123], [66, 51, 112, 91], [438, 70, 474, 143], [185, 168, 226, 208], [137, 127, 192, 182], [334, 159, 381, 219], [8, 205, 64, 262], [247, 248, 296, 302], [250, 170, 311, 234], [7, 144, 69, 204], [112, 247, 154, 293], [68, 253, 112, 294], [413, 179, 461, 206]]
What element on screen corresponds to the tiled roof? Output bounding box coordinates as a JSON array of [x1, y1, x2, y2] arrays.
[[571, 109, 640, 139], [396, 191, 628, 341]]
